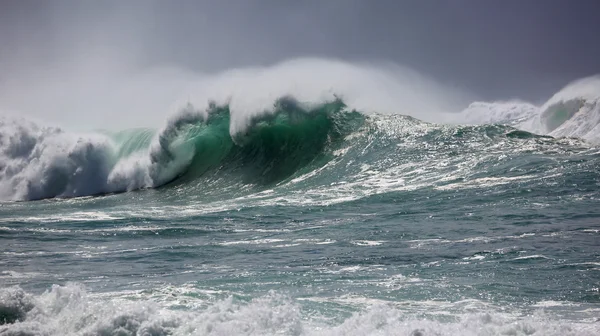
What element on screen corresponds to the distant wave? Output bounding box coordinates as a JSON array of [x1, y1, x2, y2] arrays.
[[459, 75, 600, 142]]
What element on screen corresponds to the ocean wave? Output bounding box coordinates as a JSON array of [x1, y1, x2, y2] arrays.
[[2, 74, 600, 202], [459, 75, 600, 142], [0, 97, 361, 201], [1, 102, 596, 204]]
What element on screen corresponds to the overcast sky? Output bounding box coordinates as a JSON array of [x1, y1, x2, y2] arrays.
[[1, 0, 599, 122]]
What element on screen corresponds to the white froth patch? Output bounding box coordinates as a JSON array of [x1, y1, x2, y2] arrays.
[[351, 240, 385, 246], [463, 255, 486, 261], [435, 175, 534, 191], [217, 238, 287, 246], [512, 255, 550, 261]]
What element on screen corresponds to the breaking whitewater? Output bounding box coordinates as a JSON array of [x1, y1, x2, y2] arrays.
[[1, 60, 599, 335]]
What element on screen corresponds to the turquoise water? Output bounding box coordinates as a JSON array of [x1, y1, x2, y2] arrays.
[[1, 101, 599, 335]]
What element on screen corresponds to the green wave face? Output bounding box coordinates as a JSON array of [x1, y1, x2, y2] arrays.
[[225, 97, 363, 185], [117, 97, 366, 198]]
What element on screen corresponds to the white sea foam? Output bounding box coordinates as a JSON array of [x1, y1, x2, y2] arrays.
[[0, 115, 117, 200], [0, 284, 598, 336]]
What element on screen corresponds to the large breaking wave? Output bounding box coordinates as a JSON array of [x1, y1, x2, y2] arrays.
[[0, 98, 361, 201], [1, 59, 599, 201]]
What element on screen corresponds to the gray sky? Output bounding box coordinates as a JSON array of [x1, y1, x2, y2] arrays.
[[1, 0, 599, 126]]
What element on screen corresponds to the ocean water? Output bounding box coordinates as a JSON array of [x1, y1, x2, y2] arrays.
[[1, 66, 600, 335]]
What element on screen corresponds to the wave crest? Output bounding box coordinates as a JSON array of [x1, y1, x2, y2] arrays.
[[0, 97, 361, 201]]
